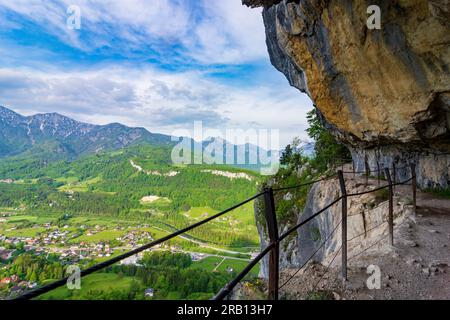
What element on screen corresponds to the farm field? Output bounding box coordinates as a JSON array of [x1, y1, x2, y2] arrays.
[[72, 230, 127, 243], [38, 273, 139, 300], [0, 144, 263, 300], [34, 252, 260, 301]]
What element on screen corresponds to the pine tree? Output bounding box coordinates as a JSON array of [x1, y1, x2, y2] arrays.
[[30, 271, 38, 283]]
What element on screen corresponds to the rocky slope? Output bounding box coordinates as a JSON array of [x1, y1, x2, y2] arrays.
[[244, 0, 450, 188]]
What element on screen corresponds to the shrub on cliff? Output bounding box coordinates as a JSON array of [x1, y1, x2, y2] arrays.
[[267, 109, 351, 222], [306, 109, 351, 171]]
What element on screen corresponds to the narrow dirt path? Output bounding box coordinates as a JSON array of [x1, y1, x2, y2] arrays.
[[279, 171, 450, 300], [339, 194, 450, 300], [213, 258, 226, 272]]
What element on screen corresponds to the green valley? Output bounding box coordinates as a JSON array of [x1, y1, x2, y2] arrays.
[[0, 144, 262, 300]]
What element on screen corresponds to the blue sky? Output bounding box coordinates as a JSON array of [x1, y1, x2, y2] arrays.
[[0, 0, 313, 147]]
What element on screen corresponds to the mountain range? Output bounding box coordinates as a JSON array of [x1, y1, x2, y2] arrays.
[[0, 106, 173, 159], [0, 106, 281, 171]]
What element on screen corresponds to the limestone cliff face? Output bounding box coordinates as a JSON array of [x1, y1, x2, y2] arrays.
[[244, 0, 450, 187], [296, 177, 414, 267], [255, 175, 415, 278]]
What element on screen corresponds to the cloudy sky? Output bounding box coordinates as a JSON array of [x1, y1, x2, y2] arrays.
[[0, 0, 313, 147]]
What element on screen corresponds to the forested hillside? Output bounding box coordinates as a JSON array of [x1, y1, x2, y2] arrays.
[[0, 144, 261, 248]]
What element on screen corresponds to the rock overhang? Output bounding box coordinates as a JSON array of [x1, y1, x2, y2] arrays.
[[244, 0, 450, 187]]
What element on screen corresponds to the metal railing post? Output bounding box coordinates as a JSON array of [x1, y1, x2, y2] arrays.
[[384, 168, 394, 246], [410, 163, 417, 214], [263, 187, 279, 300], [337, 171, 347, 282]]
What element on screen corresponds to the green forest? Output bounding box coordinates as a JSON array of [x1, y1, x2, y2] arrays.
[[0, 144, 259, 213], [38, 252, 248, 300], [0, 144, 260, 247]]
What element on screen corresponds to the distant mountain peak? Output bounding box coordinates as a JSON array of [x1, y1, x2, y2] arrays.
[[0, 106, 172, 159], [0, 105, 25, 119]]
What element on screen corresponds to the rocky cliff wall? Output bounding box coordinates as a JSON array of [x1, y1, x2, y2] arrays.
[[244, 0, 450, 188], [256, 175, 415, 278]]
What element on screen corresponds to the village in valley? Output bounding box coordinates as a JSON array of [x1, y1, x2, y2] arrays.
[[0, 128, 262, 300], [0, 209, 257, 299]]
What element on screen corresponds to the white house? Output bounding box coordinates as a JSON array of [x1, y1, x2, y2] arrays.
[[144, 288, 154, 298]]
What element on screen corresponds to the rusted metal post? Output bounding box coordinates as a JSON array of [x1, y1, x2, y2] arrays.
[[384, 168, 394, 246], [263, 187, 279, 300], [392, 163, 397, 193], [410, 163, 417, 214], [337, 171, 347, 282]]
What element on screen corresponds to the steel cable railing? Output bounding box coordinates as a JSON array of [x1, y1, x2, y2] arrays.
[[13, 161, 418, 301], [348, 233, 389, 261], [341, 163, 411, 175], [348, 214, 411, 262], [311, 245, 342, 292], [276, 169, 415, 294], [279, 197, 343, 242], [314, 174, 415, 292], [279, 219, 342, 290], [346, 177, 413, 197], [213, 243, 275, 300], [272, 173, 338, 192], [217, 194, 343, 297], [14, 191, 265, 300], [347, 221, 387, 242]]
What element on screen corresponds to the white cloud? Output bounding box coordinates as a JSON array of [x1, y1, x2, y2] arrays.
[[186, 0, 267, 64], [0, 65, 313, 146], [0, 0, 266, 64], [0, 0, 314, 147]]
